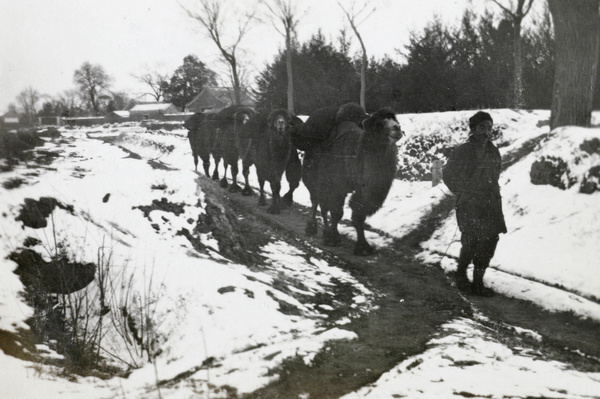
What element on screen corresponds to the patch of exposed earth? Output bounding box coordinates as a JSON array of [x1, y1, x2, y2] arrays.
[[188, 172, 600, 399]]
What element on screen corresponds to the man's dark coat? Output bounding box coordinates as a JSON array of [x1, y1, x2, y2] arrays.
[[443, 137, 507, 237]]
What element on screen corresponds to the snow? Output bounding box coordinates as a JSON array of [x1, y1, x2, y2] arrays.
[[341, 318, 600, 399], [129, 103, 175, 112], [1, 108, 599, 398]]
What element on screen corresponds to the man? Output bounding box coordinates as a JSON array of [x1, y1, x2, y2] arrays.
[[443, 111, 507, 296]]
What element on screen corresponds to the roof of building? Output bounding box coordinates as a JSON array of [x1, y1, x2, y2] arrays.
[[186, 87, 255, 111], [107, 110, 130, 118], [129, 103, 176, 112], [2, 109, 20, 118]]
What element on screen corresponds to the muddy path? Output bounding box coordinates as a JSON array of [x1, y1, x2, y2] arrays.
[[197, 174, 600, 399]]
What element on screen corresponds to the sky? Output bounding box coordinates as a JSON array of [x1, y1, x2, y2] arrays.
[[0, 0, 496, 113], [1, 109, 599, 398]]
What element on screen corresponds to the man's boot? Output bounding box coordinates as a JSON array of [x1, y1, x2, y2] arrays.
[[471, 266, 494, 297], [454, 262, 470, 292]]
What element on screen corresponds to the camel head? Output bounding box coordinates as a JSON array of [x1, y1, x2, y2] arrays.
[[363, 108, 404, 144], [234, 108, 254, 126], [268, 109, 291, 135]]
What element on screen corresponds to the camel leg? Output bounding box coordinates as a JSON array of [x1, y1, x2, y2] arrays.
[[350, 192, 376, 256], [241, 159, 253, 196], [228, 161, 242, 193], [320, 204, 331, 232], [305, 202, 319, 236], [321, 204, 341, 247], [220, 163, 229, 188], [211, 156, 221, 180], [324, 206, 343, 247], [267, 178, 282, 214], [282, 149, 301, 207], [200, 154, 210, 177], [352, 211, 375, 256], [258, 178, 267, 206], [192, 153, 199, 171]]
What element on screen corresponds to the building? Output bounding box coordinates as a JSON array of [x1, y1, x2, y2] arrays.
[[186, 87, 256, 113], [38, 116, 62, 126], [105, 110, 130, 124], [62, 116, 106, 127], [1, 108, 21, 131], [128, 103, 179, 121]]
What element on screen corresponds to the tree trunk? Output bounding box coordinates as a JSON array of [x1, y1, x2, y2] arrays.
[[231, 59, 242, 106], [354, 29, 368, 109], [512, 18, 524, 109], [286, 32, 295, 114], [90, 90, 99, 115], [549, 0, 600, 129], [360, 50, 367, 110]]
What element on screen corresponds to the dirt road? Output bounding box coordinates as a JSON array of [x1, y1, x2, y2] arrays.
[[197, 174, 600, 399]]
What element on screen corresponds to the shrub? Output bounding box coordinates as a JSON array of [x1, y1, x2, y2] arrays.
[[530, 155, 576, 190], [396, 122, 505, 181], [580, 165, 600, 194]]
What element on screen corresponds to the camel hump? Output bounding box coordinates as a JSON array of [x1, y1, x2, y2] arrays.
[[290, 107, 339, 151], [216, 105, 254, 122], [241, 113, 269, 140], [234, 106, 255, 121], [183, 112, 206, 130], [335, 102, 368, 126], [290, 114, 304, 126]]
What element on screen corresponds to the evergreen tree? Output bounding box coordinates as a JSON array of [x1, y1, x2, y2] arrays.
[[256, 32, 358, 114], [522, 7, 554, 109], [164, 55, 218, 111], [363, 56, 405, 112], [254, 7, 557, 115], [475, 12, 514, 108], [449, 10, 485, 109], [402, 18, 456, 112]]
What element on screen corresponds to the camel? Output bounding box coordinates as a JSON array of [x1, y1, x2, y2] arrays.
[[234, 110, 264, 197], [300, 106, 403, 255], [242, 109, 302, 214], [293, 103, 368, 235], [184, 112, 223, 180], [214, 106, 255, 192]]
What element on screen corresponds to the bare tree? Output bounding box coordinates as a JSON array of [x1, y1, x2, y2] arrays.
[[16, 86, 40, 126], [339, 1, 375, 109], [183, 0, 256, 106], [548, 0, 600, 129], [261, 0, 305, 113], [58, 89, 84, 116], [73, 62, 112, 115], [134, 70, 170, 102], [491, 0, 535, 109]]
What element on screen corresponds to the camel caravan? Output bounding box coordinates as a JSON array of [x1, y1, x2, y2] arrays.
[[184, 103, 404, 256]]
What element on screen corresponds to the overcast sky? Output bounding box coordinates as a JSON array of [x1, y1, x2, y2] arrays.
[[0, 0, 501, 113]]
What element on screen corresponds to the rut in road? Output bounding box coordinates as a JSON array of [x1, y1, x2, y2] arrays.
[[197, 167, 600, 399]]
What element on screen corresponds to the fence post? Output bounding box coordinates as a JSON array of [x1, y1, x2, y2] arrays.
[[432, 160, 443, 186]]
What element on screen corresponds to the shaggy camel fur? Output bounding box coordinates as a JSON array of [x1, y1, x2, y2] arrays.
[[302, 107, 403, 255], [242, 109, 302, 214], [294, 103, 368, 235], [214, 106, 255, 192], [291, 103, 368, 152], [185, 112, 222, 180]]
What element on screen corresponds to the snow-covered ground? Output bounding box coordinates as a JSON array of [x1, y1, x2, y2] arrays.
[[1, 109, 599, 398]]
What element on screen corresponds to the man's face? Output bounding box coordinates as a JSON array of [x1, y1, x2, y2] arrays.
[[473, 120, 493, 143]]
